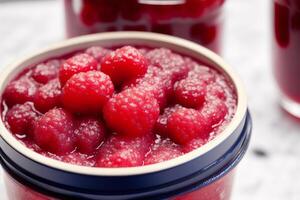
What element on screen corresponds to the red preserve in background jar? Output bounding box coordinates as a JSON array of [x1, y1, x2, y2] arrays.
[[273, 0, 300, 117], [64, 0, 225, 53]]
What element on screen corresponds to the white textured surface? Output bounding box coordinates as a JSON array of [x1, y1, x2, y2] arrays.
[[0, 0, 300, 200]]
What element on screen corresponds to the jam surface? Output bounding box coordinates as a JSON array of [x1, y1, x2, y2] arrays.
[[64, 0, 225, 52], [1, 45, 236, 168]]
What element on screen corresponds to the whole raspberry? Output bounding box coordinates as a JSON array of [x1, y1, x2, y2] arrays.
[[174, 78, 206, 108], [167, 107, 210, 145], [103, 88, 159, 137], [75, 117, 106, 154], [62, 71, 114, 114], [144, 137, 183, 165], [3, 76, 38, 106], [5, 102, 40, 136], [201, 99, 228, 126], [145, 48, 189, 81], [32, 59, 61, 84], [154, 105, 182, 137], [95, 135, 153, 167], [101, 46, 148, 86], [85, 46, 112, 62], [187, 66, 216, 84], [33, 108, 75, 155], [145, 48, 173, 68], [59, 53, 98, 85], [34, 79, 62, 113], [206, 83, 226, 101], [123, 67, 173, 109], [136, 77, 168, 109]]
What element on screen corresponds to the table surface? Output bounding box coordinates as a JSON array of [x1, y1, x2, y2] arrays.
[[1, 0, 300, 200]]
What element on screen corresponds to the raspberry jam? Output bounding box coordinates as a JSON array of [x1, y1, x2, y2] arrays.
[[1, 45, 236, 167], [64, 0, 225, 52], [0, 40, 247, 200], [273, 0, 300, 116]]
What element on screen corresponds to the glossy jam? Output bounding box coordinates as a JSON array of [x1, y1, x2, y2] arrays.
[[273, 0, 300, 104], [1, 46, 236, 167], [64, 0, 225, 52], [1, 45, 237, 200], [4, 170, 235, 200]]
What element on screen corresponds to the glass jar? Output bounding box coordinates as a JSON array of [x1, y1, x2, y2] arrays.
[[3, 170, 235, 200], [64, 0, 226, 53], [0, 32, 251, 200], [273, 0, 300, 117]]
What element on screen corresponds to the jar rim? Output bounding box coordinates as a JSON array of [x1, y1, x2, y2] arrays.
[[0, 31, 248, 177]]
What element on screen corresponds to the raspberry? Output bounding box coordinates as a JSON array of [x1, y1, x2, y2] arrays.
[[34, 79, 62, 113], [103, 88, 160, 137], [3, 76, 38, 106], [167, 107, 210, 145], [5, 102, 40, 136], [101, 46, 148, 86], [188, 66, 216, 84], [174, 78, 206, 108], [95, 135, 153, 167], [201, 99, 228, 126], [85, 46, 112, 62], [145, 48, 189, 81], [135, 78, 168, 109], [154, 105, 182, 137], [206, 82, 226, 101], [75, 117, 106, 154], [59, 53, 98, 85], [144, 137, 183, 165], [33, 108, 75, 155], [146, 48, 172, 68], [123, 67, 173, 109], [62, 71, 114, 113], [32, 59, 61, 84]]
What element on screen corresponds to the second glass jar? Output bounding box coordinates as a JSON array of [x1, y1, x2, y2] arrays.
[[64, 0, 225, 53], [273, 0, 300, 117]]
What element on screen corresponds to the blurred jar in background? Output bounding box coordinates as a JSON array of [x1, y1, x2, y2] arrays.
[[273, 0, 300, 117], [64, 0, 226, 53]]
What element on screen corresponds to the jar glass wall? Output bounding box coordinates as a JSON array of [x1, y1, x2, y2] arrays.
[[273, 0, 300, 117], [64, 0, 225, 53], [3, 169, 235, 200]]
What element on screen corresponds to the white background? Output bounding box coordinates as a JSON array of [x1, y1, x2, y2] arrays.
[[1, 0, 300, 199]]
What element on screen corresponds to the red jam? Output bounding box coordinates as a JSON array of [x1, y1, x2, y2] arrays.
[[1, 46, 236, 168], [64, 0, 225, 52], [273, 0, 300, 104]]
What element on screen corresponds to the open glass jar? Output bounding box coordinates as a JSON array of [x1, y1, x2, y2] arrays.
[[0, 32, 251, 200], [64, 0, 225, 53], [273, 0, 300, 117]]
